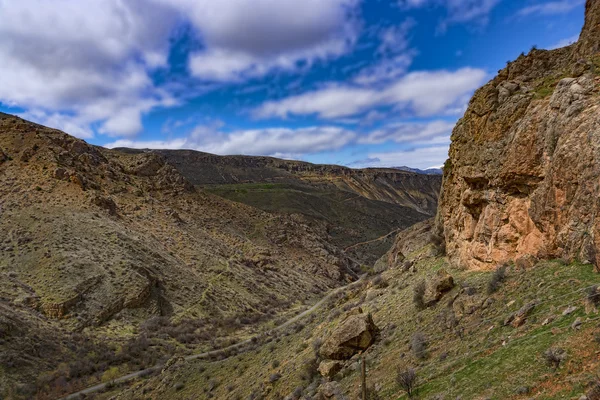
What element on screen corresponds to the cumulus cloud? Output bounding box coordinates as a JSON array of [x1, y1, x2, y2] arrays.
[[0, 0, 361, 138], [165, 0, 360, 82], [359, 120, 456, 144], [0, 0, 179, 138], [353, 145, 450, 169], [106, 125, 356, 156], [254, 68, 487, 119], [517, 0, 585, 17], [398, 0, 501, 29]]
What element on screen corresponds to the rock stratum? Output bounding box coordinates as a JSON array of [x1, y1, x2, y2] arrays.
[[437, 0, 600, 270]]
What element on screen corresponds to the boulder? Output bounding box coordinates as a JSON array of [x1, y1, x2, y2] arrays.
[[52, 168, 69, 181], [318, 360, 343, 378], [425, 269, 455, 304], [316, 382, 347, 400], [91, 195, 118, 216], [504, 301, 536, 328], [320, 309, 378, 360]]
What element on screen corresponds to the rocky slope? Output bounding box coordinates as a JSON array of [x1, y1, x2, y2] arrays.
[[0, 113, 361, 397], [128, 149, 442, 215], [115, 149, 441, 264], [437, 0, 600, 270]]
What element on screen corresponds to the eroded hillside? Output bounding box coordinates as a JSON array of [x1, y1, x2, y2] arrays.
[[0, 113, 360, 398], [114, 149, 441, 265]]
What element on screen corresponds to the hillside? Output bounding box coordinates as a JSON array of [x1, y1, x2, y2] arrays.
[[107, 238, 600, 399], [2, 2, 600, 399], [97, 2, 600, 399], [0, 113, 362, 398], [113, 149, 441, 265], [437, 0, 600, 270]]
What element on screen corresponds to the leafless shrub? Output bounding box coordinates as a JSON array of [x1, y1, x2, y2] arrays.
[[543, 347, 566, 370], [487, 264, 507, 294], [411, 332, 427, 360], [587, 285, 600, 307], [396, 368, 418, 397], [413, 281, 426, 311], [587, 377, 600, 400]]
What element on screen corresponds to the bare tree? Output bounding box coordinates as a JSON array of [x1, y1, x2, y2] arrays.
[[396, 368, 418, 398]]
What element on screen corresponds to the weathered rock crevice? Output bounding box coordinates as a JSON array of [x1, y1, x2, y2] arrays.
[[438, 0, 600, 270]]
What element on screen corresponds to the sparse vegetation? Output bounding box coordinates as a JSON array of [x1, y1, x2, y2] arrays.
[[397, 368, 418, 398], [487, 263, 507, 294], [413, 281, 426, 311], [412, 332, 428, 360], [543, 347, 566, 371]]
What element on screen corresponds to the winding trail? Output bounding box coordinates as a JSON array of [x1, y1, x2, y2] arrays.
[[344, 227, 402, 252], [60, 275, 367, 400]]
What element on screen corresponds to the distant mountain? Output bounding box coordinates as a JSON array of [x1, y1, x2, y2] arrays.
[[392, 165, 443, 175], [116, 149, 443, 265]]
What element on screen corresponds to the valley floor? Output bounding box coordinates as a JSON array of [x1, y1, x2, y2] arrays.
[[92, 242, 600, 400]]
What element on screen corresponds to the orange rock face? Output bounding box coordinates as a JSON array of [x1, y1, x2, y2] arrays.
[[437, 0, 600, 270]]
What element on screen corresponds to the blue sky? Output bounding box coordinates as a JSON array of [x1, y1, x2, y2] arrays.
[[0, 0, 586, 169]]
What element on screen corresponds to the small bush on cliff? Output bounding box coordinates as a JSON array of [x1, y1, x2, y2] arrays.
[[543, 347, 566, 371], [587, 377, 600, 400], [396, 368, 418, 397], [487, 264, 507, 294], [413, 281, 426, 311], [429, 231, 446, 256], [371, 274, 388, 289], [587, 285, 600, 307], [412, 332, 428, 360]]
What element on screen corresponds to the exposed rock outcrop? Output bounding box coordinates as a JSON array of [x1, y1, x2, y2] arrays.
[[425, 269, 455, 305], [318, 360, 343, 378], [437, 0, 600, 270], [319, 309, 378, 360], [316, 381, 348, 400]]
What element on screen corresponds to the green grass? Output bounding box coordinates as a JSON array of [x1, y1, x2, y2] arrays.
[[99, 252, 600, 400], [533, 75, 566, 99]]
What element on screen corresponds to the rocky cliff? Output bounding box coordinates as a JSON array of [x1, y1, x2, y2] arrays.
[[437, 0, 600, 270]]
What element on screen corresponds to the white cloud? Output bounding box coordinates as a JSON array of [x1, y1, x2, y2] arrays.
[[353, 53, 417, 85], [377, 19, 416, 55], [517, 0, 585, 17], [356, 145, 450, 169], [163, 0, 360, 82], [20, 110, 94, 139], [359, 120, 456, 144], [353, 19, 417, 85], [548, 34, 580, 50], [0, 0, 179, 138], [106, 125, 355, 156], [0, 0, 362, 138], [255, 68, 487, 119], [399, 0, 501, 29]]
